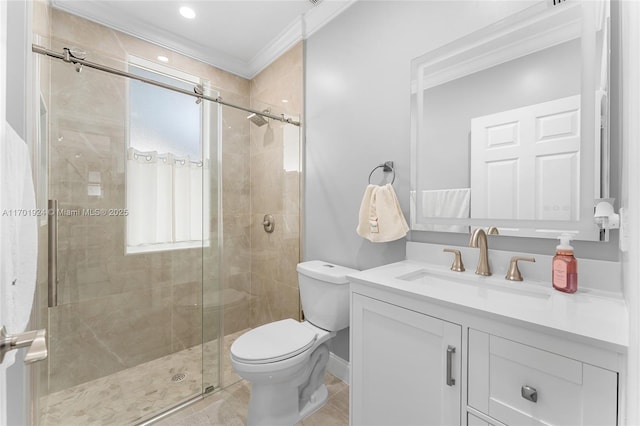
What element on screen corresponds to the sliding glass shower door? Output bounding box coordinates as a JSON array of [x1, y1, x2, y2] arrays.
[[34, 41, 221, 425]]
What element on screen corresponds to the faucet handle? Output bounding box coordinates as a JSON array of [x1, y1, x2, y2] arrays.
[[505, 256, 536, 281], [443, 249, 465, 272]]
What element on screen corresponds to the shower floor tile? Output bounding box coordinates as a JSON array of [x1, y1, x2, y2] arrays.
[[39, 329, 248, 426]]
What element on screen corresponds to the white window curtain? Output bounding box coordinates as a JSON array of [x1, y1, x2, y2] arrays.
[[126, 148, 208, 252]]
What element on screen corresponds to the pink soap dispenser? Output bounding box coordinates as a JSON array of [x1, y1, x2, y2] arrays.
[[552, 233, 578, 293]]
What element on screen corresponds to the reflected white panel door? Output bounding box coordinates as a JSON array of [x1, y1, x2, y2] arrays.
[[471, 95, 581, 222], [351, 294, 461, 426]]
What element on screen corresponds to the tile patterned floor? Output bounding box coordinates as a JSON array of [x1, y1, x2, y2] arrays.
[[39, 330, 248, 425], [39, 328, 349, 425], [156, 372, 349, 426]]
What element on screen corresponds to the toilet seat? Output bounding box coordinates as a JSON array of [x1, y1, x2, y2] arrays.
[[231, 319, 317, 364]]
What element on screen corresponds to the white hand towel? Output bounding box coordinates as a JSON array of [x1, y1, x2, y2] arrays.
[[356, 185, 377, 239], [421, 188, 470, 232], [357, 184, 409, 242], [1, 123, 38, 366]]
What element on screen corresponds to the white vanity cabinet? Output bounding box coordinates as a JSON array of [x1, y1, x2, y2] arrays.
[[349, 260, 626, 426], [351, 293, 462, 426]]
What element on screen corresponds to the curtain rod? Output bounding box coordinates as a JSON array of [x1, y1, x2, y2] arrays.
[[31, 44, 301, 127]]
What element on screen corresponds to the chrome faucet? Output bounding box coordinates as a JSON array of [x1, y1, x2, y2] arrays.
[[469, 228, 491, 276]]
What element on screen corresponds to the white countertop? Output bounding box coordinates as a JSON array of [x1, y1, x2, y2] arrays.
[[348, 259, 629, 351]]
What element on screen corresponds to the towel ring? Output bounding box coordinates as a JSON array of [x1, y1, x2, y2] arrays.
[[368, 161, 395, 185]]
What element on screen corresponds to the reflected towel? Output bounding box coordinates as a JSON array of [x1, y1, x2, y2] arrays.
[[1, 123, 38, 366], [421, 188, 470, 232], [357, 184, 409, 242]]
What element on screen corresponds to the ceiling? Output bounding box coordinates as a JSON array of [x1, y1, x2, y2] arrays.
[[50, 0, 356, 79]]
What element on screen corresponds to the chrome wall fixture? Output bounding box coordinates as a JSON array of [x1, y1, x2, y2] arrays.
[[32, 45, 301, 127], [263, 214, 275, 233], [368, 161, 395, 185]]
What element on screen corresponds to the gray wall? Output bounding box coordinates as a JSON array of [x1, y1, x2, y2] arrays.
[[304, 0, 621, 361], [304, 0, 543, 270]]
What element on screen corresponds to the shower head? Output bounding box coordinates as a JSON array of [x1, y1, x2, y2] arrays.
[[247, 112, 269, 127]]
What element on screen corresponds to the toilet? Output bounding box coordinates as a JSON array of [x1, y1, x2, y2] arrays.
[[230, 260, 357, 425]]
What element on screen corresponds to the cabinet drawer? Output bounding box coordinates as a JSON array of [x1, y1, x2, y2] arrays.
[[467, 412, 494, 426], [468, 329, 618, 426]]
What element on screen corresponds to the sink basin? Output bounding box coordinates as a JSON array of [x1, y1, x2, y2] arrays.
[[396, 268, 551, 300], [396, 270, 437, 282]]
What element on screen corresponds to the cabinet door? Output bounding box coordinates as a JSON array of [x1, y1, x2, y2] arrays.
[[351, 294, 462, 426]]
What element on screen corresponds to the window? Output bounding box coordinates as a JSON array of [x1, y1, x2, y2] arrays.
[[125, 57, 211, 254]]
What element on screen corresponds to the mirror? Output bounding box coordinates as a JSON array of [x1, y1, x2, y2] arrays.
[[410, 0, 610, 240]]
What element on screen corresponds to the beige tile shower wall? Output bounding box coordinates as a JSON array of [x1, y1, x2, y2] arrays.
[[220, 93, 253, 337], [37, 8, 252, 391], [249, 43, 303, 327]]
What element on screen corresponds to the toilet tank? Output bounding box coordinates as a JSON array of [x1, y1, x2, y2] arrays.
[[297, 261, 359, 331]]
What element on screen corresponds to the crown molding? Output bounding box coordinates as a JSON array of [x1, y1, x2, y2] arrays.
[[50, 0, 253, 77], [247, 0, 358, 78], [247, 15, 305, 79], [303, 0, 358, 38], [50, 0, 358, 80]]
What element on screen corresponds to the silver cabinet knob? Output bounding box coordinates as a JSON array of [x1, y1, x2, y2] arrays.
[[521, 385, 538, 403]]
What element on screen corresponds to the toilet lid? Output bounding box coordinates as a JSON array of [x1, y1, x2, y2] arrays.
[[231, 319, 317, 364]]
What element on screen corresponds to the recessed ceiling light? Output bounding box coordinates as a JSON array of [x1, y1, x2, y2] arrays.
[[281, 99, 289, 103], [157, 55, 169, 62], [179, 6, 196, 19]]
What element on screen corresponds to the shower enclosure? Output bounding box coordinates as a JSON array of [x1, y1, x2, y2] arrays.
[[33, 42, 222, 424], [30, 8, 302, 424]]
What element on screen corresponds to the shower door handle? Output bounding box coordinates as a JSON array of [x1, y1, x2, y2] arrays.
[[48, 199, 58, 307]]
